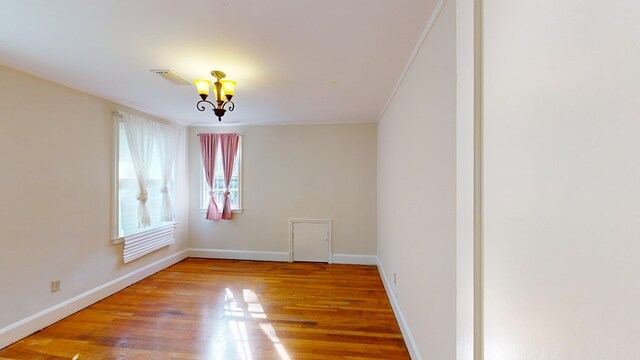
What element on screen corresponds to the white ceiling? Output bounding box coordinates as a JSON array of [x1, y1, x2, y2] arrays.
[[0, 0, 438, 125]]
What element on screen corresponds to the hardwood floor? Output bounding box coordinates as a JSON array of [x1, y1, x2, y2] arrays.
[[0, 259, 409, 359]]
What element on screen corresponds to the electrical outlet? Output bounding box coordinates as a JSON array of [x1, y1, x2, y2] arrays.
[[51, 280, 61, 293], [393, 273, 397, 285]]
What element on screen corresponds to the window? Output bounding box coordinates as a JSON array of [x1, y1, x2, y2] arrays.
[[115, 121, 176, 238], [114, 121, 177, 238], [200, 136, 242, 212]]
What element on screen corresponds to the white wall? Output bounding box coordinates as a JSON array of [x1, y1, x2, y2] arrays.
[[484, 1, 640, 358], [0, 65, 189, 348], [456, 0, 476, 359], [377, 0, 457, 358], [188, 124, 377, 258]]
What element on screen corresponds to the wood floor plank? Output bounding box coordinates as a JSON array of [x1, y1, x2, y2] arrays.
[[0, 259, 409, 359]]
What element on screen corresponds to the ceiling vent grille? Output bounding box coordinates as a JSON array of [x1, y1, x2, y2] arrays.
[[150, 69, 190, 85]]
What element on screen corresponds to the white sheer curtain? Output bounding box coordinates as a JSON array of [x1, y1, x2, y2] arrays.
[[122, 113, 155, 227], [155, 123, 180, 221]]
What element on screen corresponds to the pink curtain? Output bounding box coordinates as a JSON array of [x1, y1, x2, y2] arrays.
[[197, 133, 221, 220], [219, 133, 240, 220]]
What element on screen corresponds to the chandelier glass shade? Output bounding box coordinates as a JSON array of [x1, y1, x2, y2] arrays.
[[194, 70, 237, 121]]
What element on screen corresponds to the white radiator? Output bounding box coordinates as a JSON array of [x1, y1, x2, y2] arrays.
[[123, 222, 176, 263]]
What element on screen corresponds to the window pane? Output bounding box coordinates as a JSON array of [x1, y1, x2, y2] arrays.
[[118, 123, 174, 236], [201, 140, 241, 211]]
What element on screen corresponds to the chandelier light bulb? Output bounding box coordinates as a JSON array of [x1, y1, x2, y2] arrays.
[[193, 79, 212, 100]]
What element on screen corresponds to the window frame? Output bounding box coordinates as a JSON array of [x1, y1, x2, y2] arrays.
[[199, 135, 243, 214]]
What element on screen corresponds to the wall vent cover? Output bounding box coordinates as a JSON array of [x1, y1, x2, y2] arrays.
[[150, 69, 190, 85]]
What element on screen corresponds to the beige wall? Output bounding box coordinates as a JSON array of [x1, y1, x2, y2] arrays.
[[377, 0, 457, 358], [456, 0, 476, 359], [188, 124, 377, 256], [484, 1, 640, 359], [0, 65, 189, 344]]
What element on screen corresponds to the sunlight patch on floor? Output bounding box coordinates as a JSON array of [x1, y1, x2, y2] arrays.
[[206, 287, 291, 360]]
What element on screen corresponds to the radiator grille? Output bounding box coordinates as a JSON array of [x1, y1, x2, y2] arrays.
[[123, 222, 176, 263]]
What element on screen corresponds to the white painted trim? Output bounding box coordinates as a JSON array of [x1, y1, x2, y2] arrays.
[[0, 249, 189, 350], [332, 254, 378, 265], [377, 259, 422, 360], [188, 248, 290, 262], [375, 0, 448, 123], [289, 218, 332, 264], [111, 116, 120, 241], [188, 248, 375, 266], [474, 1, 485, 358]]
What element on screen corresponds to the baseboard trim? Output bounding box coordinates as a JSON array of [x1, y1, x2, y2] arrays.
[[188, 248, 290, 262], [0, 249, 189, 350], [377, 259, 422, 360], [188, 249, 377, 265], [332, 254, 378, 265]]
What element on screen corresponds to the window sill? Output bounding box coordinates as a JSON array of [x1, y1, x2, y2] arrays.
[[112, 221, 178, 245], [199, 209, 243, 214]]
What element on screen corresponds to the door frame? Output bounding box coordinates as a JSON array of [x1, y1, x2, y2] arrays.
[[289, 218, 332, 264]]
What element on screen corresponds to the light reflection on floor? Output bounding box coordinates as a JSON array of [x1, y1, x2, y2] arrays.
[[207, 287, 291, 360]]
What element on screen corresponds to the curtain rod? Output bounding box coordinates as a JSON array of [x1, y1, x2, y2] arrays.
[[112, 110, 123, 118]]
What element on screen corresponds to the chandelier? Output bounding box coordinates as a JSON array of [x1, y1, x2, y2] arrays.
[[193, 70, 237, 121]]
